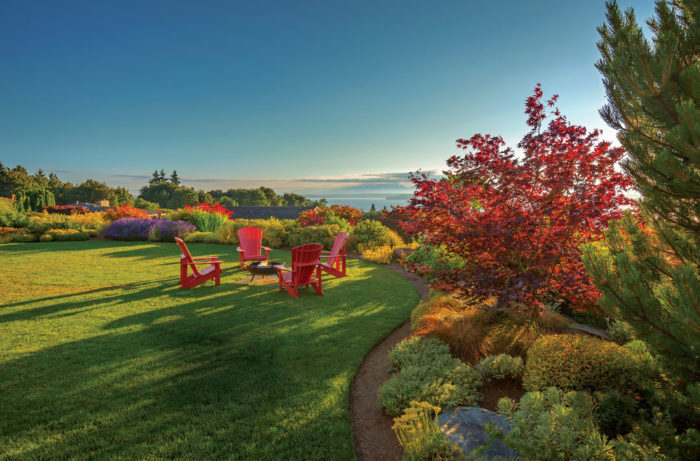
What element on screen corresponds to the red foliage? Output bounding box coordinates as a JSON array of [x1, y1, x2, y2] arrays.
[[42, 205, 90, 215], [330, 205, 362, 223], [401, 85, 634, 314], [104, 204, 149, 222], [184, 203, 234, 218], [299, 208, 325, 227]]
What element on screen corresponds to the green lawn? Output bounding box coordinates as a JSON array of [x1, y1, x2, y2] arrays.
[[0, 241, 418, 460]]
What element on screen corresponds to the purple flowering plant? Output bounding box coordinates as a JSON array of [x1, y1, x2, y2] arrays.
[[104, 218, 195, 241]]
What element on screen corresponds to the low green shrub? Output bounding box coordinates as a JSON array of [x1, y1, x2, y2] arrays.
[[475, 354, 524, 381], [46, 229, 91, 241], [595, 391, 639, 438], [26, 214, 71, 234], [608, 320, 636, 345], [498, 387, 670, 460], [498, 388, 617, 460], [0, 209, 30, 228], [11, 231, 39, 242], [348, 220, 403, 253], [392, 401, 456, 461], [378, 336, 482, 417], [523, 334, 643, 393], [183, 231, 221, 244], [388, 336, 453, 371], [287, 223, 344, 250], [217, 218, 292, 248], [405, 243, 466, 284], [134, 198, 160, 211], [0, 197, 14, 213]]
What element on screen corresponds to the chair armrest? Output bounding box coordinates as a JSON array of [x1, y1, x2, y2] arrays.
[[190, 260, 223, 265], [236, 247, 244, 253], [262, 246, 272, 251], [275, 265, 292, 273], [192, 256, 219, 260]]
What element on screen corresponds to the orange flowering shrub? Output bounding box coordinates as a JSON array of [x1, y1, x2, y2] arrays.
[[104, 204, 149, 222], [330, 205, 363, 223], [523, 334, 641, 393]]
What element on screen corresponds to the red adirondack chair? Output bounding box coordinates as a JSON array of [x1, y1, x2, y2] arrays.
[[320, 231, 349, 278], [237, 227, 272, 267], [175, 237, 223, 288], [276, 243, 324, 298]]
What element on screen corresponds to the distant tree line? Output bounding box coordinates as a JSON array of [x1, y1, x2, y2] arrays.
[[0, 163, 327, 210], [0, 163, 133, 208]]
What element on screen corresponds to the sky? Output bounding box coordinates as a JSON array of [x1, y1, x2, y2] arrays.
[[0, 0, 655, 201]]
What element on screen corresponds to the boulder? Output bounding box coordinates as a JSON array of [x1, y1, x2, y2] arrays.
[[438, 407, 515, 459]]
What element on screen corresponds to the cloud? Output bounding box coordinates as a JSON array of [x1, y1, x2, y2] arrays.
[[102, 170, 442, 197], [110, 174, 151, 179]]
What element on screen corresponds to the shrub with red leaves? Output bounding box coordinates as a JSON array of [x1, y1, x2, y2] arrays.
[[42, 205, 90, 215], [401, 85, 634, 315], [299, 208, 325, 227], [330, 205, 362, 224], [104, 204, 150, 222]]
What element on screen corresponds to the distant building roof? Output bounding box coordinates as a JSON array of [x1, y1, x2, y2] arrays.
[[229, 206, 314, 220], [74, 202, 112, 212]]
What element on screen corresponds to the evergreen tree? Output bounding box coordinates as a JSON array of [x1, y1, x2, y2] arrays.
[[159, 169, 166, 182], [149, 170, 161, 185], [582, 0, 699, 381], [370, 203, 376, 212], [170, 170, 180, 186]]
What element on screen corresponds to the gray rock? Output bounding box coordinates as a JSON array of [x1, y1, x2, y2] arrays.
[[438, 407, 515, 459]]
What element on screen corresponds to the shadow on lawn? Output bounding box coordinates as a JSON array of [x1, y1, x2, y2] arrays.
[[0, 271, 411, 459]]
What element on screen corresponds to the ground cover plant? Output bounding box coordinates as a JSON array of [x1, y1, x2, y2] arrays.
[[378, 336, 482, 417], [0, 241, 418, 459]]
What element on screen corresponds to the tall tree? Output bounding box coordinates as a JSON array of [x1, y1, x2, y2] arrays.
[[582, 0, 699, 381], [170, 170, 181, 186], [149, 170, 161, 185]]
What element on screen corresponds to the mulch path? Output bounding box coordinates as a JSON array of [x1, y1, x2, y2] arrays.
[[349, 262, 430, 461]]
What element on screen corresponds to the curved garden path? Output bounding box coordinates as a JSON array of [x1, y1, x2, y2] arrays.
[[349, 263, 430, 461]]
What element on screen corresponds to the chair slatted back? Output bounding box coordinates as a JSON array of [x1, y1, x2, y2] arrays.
[[326, 232, 349, 267], [238, 227, 263, 258], [175, 237, 202, 277], [291, 243, 323, 285]]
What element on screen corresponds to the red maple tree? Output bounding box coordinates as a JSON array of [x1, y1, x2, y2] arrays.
[[402, 85, 634, 314]]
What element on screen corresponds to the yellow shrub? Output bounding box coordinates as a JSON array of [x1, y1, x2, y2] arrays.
[[523, 334, 643, 393], [45, 228, 91, 241], [65, 212, 108, 230], [217, 218, 290, 247], [392, 401, 455, 461], [361, 245, 394, 264]]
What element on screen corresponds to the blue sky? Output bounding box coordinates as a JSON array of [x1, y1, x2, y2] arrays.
[[0, 0, 654, 197]]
